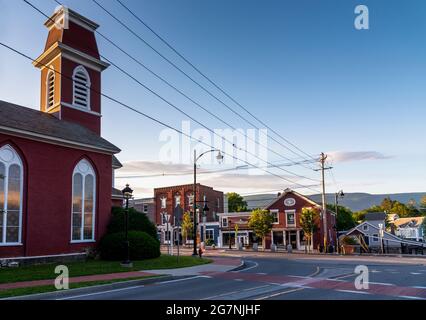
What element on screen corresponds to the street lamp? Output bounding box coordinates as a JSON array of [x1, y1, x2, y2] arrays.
[[121, 184, 133, 267], [334, 190, 344, 254], [192, 149, 223, 256]]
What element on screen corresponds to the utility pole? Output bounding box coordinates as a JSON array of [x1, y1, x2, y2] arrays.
[[318, 153, 332, 253]]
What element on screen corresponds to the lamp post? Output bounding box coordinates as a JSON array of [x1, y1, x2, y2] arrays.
[[192, 149, 223, 256], [334, 190, 344, 254], [121, 184, 133, 267]]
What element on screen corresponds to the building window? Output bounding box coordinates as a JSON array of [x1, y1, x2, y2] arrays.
[[187, 193, 194, 207], [71, 159, 96, 242], [286, 210, 296, 227], [0, 145, 23, 245], [174, 193, 181, 207], [206, 229, 214, 240], [161, 212, 169, 225], [72, 66, 91, 109], [46, 69, 55, 110], [362, 225, 369, 231], [222, 217, 228, 227], [372, 234, 379, 242], [160, 196, 166, 209], [143, 204, 148, 213], [270, 209, 279, 224]]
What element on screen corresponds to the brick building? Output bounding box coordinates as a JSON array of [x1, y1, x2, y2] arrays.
[[0, 7, 121, 258], [218, 189, 336, 251], [154, 184, 224, 244], [129, 197, 156, 224]]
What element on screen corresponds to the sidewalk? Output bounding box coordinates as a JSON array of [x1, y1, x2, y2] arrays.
[[0, 256, 242, 291]]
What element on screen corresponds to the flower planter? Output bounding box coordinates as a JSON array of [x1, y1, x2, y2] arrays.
[[342, 245, 355, 255]]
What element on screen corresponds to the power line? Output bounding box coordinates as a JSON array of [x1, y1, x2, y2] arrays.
[[115, 0, 317, 162], [0, 40, 320, 193], [27, 0, 319, 183], [116, 159, 317, 179], [90, 0, 316, 163]]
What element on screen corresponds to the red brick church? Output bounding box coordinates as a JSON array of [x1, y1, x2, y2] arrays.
[[0, 7, 123, 258]]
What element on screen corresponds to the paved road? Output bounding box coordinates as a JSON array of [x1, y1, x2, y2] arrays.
[[31, 254, 426, 300]]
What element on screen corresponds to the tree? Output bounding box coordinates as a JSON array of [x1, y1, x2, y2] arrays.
[[227, 192, 248, 212], [181, 211, 193, 243], [327, 204, 356, 231], [422, 217, 426, 237], [248, 209, 273, 250], [300, 208, 319, 253], [381, 197, 394, 213], [420, 196, 426, 213]]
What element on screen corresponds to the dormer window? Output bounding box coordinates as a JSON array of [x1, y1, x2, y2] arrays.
[[46, 69, 55, 110], [72, 66, 91, 109]]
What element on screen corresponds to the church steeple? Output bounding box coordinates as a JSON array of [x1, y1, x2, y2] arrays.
[[33, 6, 109, 135]]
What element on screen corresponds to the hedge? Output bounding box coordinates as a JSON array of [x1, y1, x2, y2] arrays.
[[108, 207, 158, 240], [99, 231, 160, 261]]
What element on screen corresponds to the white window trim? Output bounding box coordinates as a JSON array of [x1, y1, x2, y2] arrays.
[[160, 196, 167, 209], [72, 65, 91, 111], [270, 209, 279, 224], [46, 67, 55, 111], [174, 193, 181, 208], [205, 229, 214, 240], [222, 217, 228, 227], [0, 145, 23, 246], [285, 210, 296, 227], [70, 159, 96, 243], [372, 234, 379, 242]]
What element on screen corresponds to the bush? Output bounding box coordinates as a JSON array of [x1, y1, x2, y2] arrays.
[[108, 207, 158, 240], [99, 231, 160, 261], [205, 238, 215, 246]]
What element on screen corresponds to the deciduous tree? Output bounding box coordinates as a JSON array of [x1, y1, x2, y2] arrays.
[[227, 192, 248, 212], [300, 208, 319, 253], [248, 209, 273, 250]]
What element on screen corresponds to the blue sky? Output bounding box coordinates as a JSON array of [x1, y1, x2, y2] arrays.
[[1, 0, 425, 197]]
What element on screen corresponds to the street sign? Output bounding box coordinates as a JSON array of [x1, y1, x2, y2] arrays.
[[174, 204, 183, 227]]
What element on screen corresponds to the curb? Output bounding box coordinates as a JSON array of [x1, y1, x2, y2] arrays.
[[228, 259, 246, 272], [2, 274, 176, 300]]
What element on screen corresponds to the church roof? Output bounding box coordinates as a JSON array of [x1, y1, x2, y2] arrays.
[[0, 100, 120, 154]]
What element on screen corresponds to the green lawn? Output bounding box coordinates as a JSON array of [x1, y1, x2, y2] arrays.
[[0, 275, 162, 299], [0, 255, 211, 284]]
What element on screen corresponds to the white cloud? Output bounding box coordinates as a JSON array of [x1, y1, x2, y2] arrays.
[[328, 151, 392, 163]]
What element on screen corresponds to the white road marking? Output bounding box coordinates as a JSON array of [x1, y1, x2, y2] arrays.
[[336, 289, 371, 295], [158, 276, 206, 284], [399, 295, 424, 300], [412, 286, 426, 289], [371, 270, 381, 273], [56, 285, 144, 300], [410, 272, 422, 275], [368, 282, 395, 286], [256, 272, 267, 275], [201, 284, 271, 300], [233, 260, 259, 272], [255, 287, 305, 300]]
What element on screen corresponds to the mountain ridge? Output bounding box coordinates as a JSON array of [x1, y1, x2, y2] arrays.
[[243, 192, 426, 212]]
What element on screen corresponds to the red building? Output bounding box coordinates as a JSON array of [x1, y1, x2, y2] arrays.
[[154, 184, 224, 244], [218, 189, 336, 251], [0, 7, 121, 259]]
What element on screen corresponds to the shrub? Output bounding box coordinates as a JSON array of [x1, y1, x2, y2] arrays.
[[205, 238, 215, 246], [341, 236, 358, 245], [108, 207, 158, 240], [99, 231, 160, 261]]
